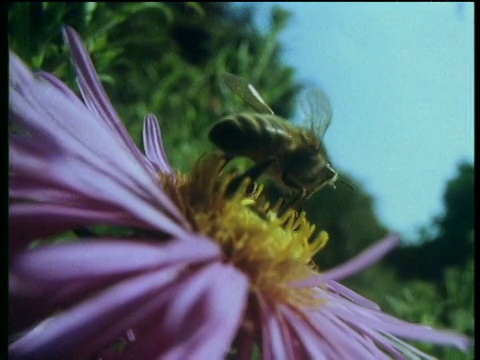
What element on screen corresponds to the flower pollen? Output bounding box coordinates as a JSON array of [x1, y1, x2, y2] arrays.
[[160, 154, 329, 306]]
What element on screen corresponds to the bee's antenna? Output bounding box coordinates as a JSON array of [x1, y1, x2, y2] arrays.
[[337, 178, 355, 191]]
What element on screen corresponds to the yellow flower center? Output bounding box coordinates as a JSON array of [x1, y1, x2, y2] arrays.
[[160, 154, 328, 305]]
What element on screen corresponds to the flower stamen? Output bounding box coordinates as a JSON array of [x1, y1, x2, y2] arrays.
[[159, 154, 329, 305]]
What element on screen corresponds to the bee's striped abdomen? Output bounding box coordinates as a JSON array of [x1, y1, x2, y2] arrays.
[[209, 113, 292, 156]]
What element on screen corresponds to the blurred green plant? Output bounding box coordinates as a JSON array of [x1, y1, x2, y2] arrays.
[[386, 259, 474, 359], [374, 162, 474, 359], [387, 162, 474, 282]]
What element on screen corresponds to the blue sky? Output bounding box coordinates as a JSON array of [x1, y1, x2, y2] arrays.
[[243, 3, 474, 238]]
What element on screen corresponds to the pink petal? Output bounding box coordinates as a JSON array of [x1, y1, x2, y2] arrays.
[[257, 296, 295, 360], [9, 268, 182, 359], [62, 26, 148, 170], [293, 233, 400, 287], [9, 203, 140, 247], [9, 52, 190, 238], [103, 263, 249, 359], [12, 236, 221, 284], [36, 70, 87, 105], [280, 306, 340, 359], [162, 263, 249, 359], [325, 281, 380, 311], [309, 285, 471, 356], [143, 114, 173, 174]]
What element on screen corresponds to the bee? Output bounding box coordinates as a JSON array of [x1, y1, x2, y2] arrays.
[[209, 73, 338, 207]]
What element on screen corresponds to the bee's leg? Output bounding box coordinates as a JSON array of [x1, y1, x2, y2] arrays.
[[219, 153, 235, 172], [225, 158, 275, 198], [280, 174, 306, 214]]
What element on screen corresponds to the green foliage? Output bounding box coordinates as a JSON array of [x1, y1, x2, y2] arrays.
[[376, 162, 475, 359], [8, 3, 86, 70], [435, 162, 474, 266], [387, 162, 474, 282], [443, 258, 474, 336], [345, 260, 473, 359], [340, 161, 474, 359]]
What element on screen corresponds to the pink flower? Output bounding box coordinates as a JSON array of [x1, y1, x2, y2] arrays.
[[9, 27, 470, 359]]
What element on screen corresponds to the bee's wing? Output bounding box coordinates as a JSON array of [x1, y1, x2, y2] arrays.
[[222, 73, 274, 115], [300, 88, 332, 139]]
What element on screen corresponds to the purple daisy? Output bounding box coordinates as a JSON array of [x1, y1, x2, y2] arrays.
[[9, 27, 470, 359]]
